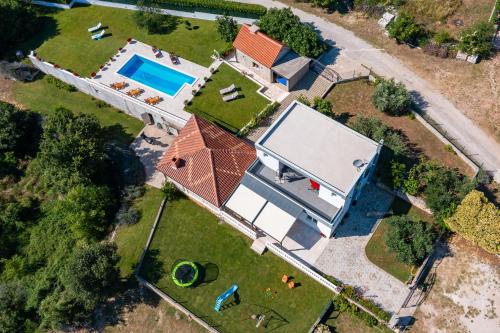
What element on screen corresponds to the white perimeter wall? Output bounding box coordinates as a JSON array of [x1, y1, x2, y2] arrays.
[[29, 54, 188, 130]]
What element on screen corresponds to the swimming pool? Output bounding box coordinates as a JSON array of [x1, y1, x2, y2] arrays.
[[118, 54, 196, 97]]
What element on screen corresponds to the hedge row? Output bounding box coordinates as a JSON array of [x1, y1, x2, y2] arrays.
[[238, 102, 279, 137], [105, 0, 266, 18]]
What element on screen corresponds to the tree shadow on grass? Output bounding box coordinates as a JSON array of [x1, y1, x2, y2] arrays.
[[7, 16, 59, 60], [140, 249, 166, 284]]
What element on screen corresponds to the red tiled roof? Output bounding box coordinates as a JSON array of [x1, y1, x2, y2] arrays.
[[233, 24, 286, 68], [157, 115, 256, 207]]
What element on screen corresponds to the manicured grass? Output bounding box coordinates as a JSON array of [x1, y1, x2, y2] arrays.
[[365, 197, 433, 282], [186, 64, 269, 133], [324, 310, 392, 333], [26, 5, 229, 75], [12, 76, 143, 143], [115, 186, 164, 279], [140, 197, 332, 333]]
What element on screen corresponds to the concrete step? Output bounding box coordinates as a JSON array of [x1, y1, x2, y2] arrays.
[[250, 237, 268, 255]]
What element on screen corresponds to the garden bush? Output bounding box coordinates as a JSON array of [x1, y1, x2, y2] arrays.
[[162, 181, 181, 201], [372, 78, 412, 116], [116, 206, 140, 226], [385, 215, 436, 266], [387, 12, 427, 46], [46, 76, 76, 92], [258, 8, 327, 57], [445, 190, 499, 254], [350, 116, 409, 157], [340, 285, 391, 322], [458, 20, 495, 57], [238, 102, 279, 137], [313, 97, 333, 117]]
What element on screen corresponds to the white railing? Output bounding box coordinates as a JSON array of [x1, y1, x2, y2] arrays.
[[220, 211, 257, 240], [266, 242, 342, 294]]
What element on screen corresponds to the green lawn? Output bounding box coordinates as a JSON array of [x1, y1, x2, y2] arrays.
[[12, 76, 143, 143], [115, 186, 165, 279], [187, 64, 269, 133], [25, 5, 229, 75], [365, 197, 433, 282], [140, 197, 332, 333]]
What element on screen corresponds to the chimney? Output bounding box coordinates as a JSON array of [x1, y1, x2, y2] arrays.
[[249, 24, 260, 34], [171, 157, 182, 169]]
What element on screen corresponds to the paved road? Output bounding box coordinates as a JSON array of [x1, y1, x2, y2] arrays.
[[241, 0, 500, 181]]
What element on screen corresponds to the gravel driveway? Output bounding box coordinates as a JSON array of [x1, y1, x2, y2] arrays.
[[313, 184, 410, 314]]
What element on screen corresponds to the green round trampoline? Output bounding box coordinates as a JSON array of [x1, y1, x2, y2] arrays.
[[171, 261, 199, 287]]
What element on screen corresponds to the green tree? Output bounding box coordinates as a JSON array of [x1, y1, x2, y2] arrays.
[[28, 107, 105, 193], [0, 282, 30, 333], [385, 215, 435, 265], [387, 12, 427, 45], [216, 15, 238, 42], [63, 242, 119, 309], [446, 190, 499, 254], [162, 181, 180, 201], [372, 78, 412, 116], [458, 20, 495, 57], [258, 8, 326, 57], [0, 102, 39, 157], [134, 0, 178, 34], [0, 0, 38, 56]]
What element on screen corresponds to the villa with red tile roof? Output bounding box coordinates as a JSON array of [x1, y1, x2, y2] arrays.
[[233, 24, 311, 91], [156, 115, 256, 211]]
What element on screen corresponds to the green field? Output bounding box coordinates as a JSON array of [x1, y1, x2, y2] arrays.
[[187, 64, 269, 133], [23, 5, 228, 75], [115, 186, 165, 279], [365, 197, 433, 282], [12, 75, 143, 144], [140, 197, 332, 333]]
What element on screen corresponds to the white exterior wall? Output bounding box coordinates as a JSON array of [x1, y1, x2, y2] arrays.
[[318, 185, 345, 208], [29, 54, 187, 130], [256, 150, 280, 172], [235, 49, 273, 82]]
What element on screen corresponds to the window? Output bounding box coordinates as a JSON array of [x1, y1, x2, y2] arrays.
[[252, 62, 259, 68]]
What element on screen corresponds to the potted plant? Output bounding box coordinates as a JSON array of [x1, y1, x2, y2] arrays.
[[54, 64, 60, 69], [73, 72, 80, 77], [127, 37, 132, 43], [90, 72, 96, 78], [99, 64, 104, 70], [118, 47, 123, 52]]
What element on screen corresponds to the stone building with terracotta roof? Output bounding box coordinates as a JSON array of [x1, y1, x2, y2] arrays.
[[156, 115, 256, 211], [233, 24, 311, 91]]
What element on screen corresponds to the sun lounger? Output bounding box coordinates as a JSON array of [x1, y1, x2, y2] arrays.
[[155, 50, 163, 58], [126, 88, 143, 97], [91, 30, 105, 40], [88, 22, 102, 33], [169, 53, 179, 64], [145, 96, 162, 105], [110, 82, 126, 90], [222, 92, 239, 102], [219, 84, 236, 95]]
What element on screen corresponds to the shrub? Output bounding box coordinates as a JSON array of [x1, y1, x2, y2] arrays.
[[314, 323, 332, 333], [116, 206, 140, 226], [238, 102, 279, 137], [350, 116, 409, 157], [134, 0, 179, 34], [388, 12, 427, 46], [433, 30, 453, 45], [458, 20, 495, 57], [313, 97, 333, 117], [216, 15, 238, 42], [297, 95, 311, 106], [162, 182, 180, 201], [445, 190, 499, 254], [339, 285, 391, 322], [258, 8, 326, 57], [95, 100, 110, 108], [372, 78, 412, 116], [46, 76, 76, 92], [385, 215, 436, 266], [390, 160, 406, 189]]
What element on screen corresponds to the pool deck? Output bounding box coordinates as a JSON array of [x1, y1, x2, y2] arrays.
[[93, 40, 214, 123]]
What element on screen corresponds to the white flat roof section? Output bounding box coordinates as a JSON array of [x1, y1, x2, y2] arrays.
[[253, 202, 297, 243], [257, 101, 379, 194], [224, 184, 267, 223]]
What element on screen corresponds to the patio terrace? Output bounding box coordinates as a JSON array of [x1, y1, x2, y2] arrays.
[[93, 40, 214, 124], [248, 161, 339, 222]]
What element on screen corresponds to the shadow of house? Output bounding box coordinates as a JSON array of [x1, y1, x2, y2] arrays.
[[140, 249, 166, 284]]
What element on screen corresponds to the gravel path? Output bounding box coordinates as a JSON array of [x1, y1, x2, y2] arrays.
[[313, 184, 410, 314], [237, 0, 500, 181]]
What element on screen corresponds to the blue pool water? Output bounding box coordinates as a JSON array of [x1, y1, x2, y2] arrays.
[[118, 54, 196, 96]]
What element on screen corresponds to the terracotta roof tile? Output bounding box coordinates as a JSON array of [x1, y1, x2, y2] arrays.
[[157, 116, 256, 207], [233, 24, 285, 68]]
